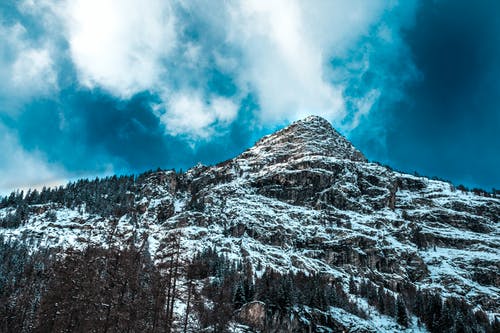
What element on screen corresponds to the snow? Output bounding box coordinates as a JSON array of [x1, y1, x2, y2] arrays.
[[1, 115, 499, 329]]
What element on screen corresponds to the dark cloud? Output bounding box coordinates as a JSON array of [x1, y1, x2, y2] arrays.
[[6, 88, 262, 179], [1, 0, 499, 193], [350, 0, 500, 189]]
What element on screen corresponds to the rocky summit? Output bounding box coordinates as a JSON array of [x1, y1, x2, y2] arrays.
[[0, 116, 499, 332]]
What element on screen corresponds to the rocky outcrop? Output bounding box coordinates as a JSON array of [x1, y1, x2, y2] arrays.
[[1, 115, 498, 332], [236, 301, 266, 330]]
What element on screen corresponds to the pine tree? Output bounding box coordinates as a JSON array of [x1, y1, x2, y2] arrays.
[[233, 281, 246, 309]]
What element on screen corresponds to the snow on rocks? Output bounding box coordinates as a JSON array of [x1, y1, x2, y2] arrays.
[[1, 115, 499, 328]]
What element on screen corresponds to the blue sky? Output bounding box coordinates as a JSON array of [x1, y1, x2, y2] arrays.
[[0, 0, 498, 194]]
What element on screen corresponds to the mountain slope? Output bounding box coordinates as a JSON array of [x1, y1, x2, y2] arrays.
[[1, 116, 499, 332]]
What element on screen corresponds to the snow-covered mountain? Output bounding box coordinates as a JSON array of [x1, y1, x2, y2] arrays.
[[1, 116, 499, 332]]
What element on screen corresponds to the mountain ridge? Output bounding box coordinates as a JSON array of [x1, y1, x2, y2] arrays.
[[237, 115, 366, 166], [0, 116, 499, 332]]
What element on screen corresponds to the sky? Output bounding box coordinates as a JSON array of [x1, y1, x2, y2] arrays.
[[0, 0, 499, 194]]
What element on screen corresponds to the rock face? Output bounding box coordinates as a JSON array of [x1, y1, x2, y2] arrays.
[[236, 301, 266, 330], [1, 115, 499, 332], [239, 115, 367, 165]]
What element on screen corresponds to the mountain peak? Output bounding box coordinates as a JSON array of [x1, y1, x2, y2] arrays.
[[2, 116, 499, 332], [295, 114, 332, 127], [239, 115, 366, 164]]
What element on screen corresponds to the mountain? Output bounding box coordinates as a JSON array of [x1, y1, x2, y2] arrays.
[[1, 116, 499, 332]]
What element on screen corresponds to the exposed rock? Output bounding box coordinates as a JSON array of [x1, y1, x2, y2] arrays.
[[236, 301, 266, 330], [1, 115, 499, 332]]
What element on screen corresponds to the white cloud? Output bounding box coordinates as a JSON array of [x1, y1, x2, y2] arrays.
[[0, 0, 422, 192], [218, 0, 415, 126], [0, 22, 58, 103], [12, 48, 58, 93], [54, 0, 413, 132], [63, 0, 176, 98], [160, 92, 238, 139], [1, 0, 418, 136], [211, 97, 239, 123], [151, 0, 406, 135], [225, 0, 342, 122], [0, 125, 66, 195]]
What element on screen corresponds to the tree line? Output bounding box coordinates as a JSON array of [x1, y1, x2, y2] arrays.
[[1, 237, 498, 332], [0, 237, 174, 332], [186, 248, 499, 332], [0, 170, 175, 229]]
